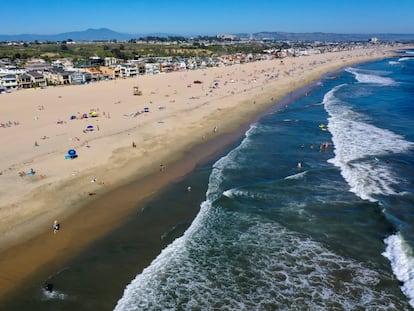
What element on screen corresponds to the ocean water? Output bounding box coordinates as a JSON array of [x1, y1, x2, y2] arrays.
[[114, 52, 414, 310]]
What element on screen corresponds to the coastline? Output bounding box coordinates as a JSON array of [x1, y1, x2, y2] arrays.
[[0, 45, 405, 300]]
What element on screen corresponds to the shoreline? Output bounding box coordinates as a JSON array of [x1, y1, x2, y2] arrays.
[[0, 46, 406, 300]]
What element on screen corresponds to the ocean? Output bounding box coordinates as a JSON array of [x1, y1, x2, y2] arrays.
[[3, 52, 414, 311], [114, 53, 414, 310]]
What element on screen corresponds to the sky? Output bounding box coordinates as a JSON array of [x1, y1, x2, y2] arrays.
[[1, 0, 413, 35]]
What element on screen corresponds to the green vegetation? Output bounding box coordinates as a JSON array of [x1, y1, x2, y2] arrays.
[[0, 39, 284, 62]]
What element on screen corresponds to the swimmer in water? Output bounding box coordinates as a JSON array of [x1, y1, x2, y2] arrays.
[[53, 220, 60, 234]]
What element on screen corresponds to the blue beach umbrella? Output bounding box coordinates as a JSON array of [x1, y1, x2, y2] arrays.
[[68, 149, 77, 156]]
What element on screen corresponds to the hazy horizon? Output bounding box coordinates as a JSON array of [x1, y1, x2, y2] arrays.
[[1, 0, 413, 36]]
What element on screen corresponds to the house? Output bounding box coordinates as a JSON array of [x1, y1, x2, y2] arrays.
[[0, 74, 18, 90], [23, 58, 51, 71], [88, 56, 104, 67], [136, 62, 146, 75], [71, 71, 92, 84], [43, 68, 71, 85], [177, 61, 187, 71], [118, 63, 138, 77], [104, 57, 118, 67], [100, 66, 121, 79], [17, 73, 32, 89], [27, 71, 47, 88], [84, 67, 102, 81], [144, 63, 160, 75], [159, 62, 174, 73]]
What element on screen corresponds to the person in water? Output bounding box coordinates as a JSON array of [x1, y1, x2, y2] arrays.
[[53, 220, 60, 234], [43, 282, 53, 292]]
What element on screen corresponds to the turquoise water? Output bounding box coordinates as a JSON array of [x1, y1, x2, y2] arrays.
[[114, 53, 414, 310]]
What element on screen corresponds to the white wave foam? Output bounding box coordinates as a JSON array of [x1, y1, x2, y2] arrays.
[[323, 86, 413, 201], [388, 61, 400, 65], [324, 84, 414, 308], [346, 67, 396, 86], [207, 123, 261, 201], [399, 57, 412, 62], [383, 233, 414, 308], [41, 289, 67, 300], [285, 170, 307, 180], [114, 216, 406, 310]]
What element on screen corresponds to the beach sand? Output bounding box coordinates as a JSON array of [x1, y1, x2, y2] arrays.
[[0, 46, 401, 300]]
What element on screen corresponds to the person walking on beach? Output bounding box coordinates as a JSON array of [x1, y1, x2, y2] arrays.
[[53, 220, 60, 234]]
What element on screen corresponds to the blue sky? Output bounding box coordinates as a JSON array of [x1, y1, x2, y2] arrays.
[[1, 0, 413, 35]]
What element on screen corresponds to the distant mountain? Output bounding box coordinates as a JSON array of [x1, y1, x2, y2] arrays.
[[0, 28, 176, 42], [0, 28, 413, 42], [238, 32, 414, 42], [50, 28, 133, 41]]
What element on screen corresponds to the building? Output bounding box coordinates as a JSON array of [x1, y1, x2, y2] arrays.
[[27, 71, 47, 88], [43, 68, 71, 85], [100, 66, 121, 79], [84, 68, 102, 81], [70, 71, 92, 84], [0, 74, 18, 90], [17, 73, 32, 89], [23, 58, 51, 71], [217, 34, 237, 40], [104, 57, 118, 67], [144, 63, 160, 75], [118, 63, 138, 77]]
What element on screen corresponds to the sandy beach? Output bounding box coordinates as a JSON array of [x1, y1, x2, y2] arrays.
[[0, 45, 402, 299]]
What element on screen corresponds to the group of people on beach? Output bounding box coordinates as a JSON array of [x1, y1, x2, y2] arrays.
[[1, 120, 20, 128], [18, 168, 35, 177]]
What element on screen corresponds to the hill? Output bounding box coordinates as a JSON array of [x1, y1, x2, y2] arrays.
[[0, 28, 413, 42]]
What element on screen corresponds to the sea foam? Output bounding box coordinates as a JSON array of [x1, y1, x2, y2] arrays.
[[323, 85, 413, 201], [346, 67, 396, 86], [383, 233, 414, 308], [324, 83, 414, 308]]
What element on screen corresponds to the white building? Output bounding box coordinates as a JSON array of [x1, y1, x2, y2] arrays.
[[118, 63, 139, 77], [144, 63, 160, 75], [0, 74, 18, 90]]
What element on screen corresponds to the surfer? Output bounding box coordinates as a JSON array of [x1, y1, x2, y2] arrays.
[[43, 282, 53, 292]]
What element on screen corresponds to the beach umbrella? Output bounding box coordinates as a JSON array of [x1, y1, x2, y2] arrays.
[[68, 149, 77, 156], [87, 125, 94, 129]]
